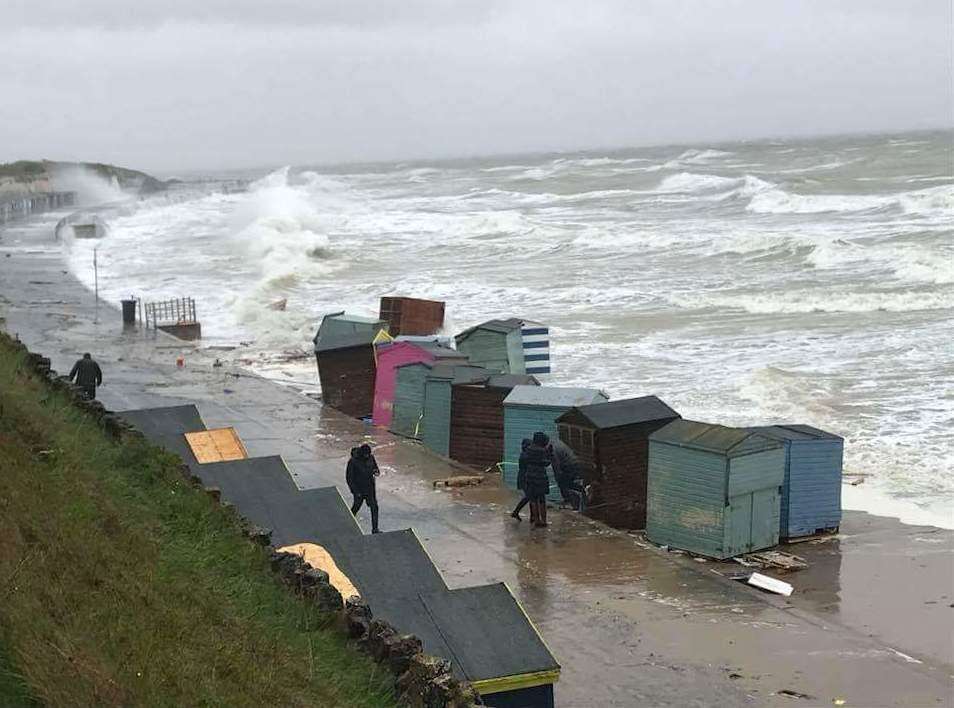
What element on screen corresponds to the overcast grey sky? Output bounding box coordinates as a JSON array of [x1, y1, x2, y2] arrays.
[[2, 0, 951, 172]]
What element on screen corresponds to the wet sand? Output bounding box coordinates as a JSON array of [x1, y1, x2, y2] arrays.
[[2, 210, 953, 707]]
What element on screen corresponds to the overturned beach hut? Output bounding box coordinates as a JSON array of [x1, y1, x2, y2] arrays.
[[647, 420, 785, 559], [313, 312, 391, 419], [420, 364, 492, 457], [373, 340, 466, 427], [379, 296, 445, 336], [455, 318, 552, 377], [503, 386, 609, 501], [747, 424, 843, 539], [556, 396, 680, 529], [450, 374, 540, 470]]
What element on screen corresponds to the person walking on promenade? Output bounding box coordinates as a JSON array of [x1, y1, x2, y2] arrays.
[[510, 438, 535, 522], [346, 443, 381, 533], [522, 432, 553, 528], [68, 352, 103, 400]]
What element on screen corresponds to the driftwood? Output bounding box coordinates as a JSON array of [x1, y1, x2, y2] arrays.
[[433, 475, 484, 489]]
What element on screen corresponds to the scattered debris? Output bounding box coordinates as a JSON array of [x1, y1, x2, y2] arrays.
[[777, 688, 814, 699], [736, 550, 807, 572], [748, 572, 794, 596], [268, 298, 287, 311], [433, 475, 484, 489]]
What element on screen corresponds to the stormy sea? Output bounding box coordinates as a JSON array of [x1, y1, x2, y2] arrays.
[[66, 130, 953, 527]]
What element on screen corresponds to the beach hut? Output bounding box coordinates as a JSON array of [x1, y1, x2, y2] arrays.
[[556, 396, 680, 529], [421, 364, 493, 457], [646, 420, 785, 559], [313, 312, 391, 419], [379, 296, 446, 336], [455, 318, 552, 377], [502, 386, 608, 501], [450, 374, 540, 470], [373, 340, 465, 427], [747, 424, 843, 539]]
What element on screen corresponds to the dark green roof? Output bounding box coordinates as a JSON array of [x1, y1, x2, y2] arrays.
[[651, 419, 782, 456]]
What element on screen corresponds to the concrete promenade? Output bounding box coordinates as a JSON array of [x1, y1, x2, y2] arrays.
[[2, 210, 952, 707]]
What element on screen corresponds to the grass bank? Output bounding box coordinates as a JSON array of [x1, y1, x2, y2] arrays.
[[0, 339, 396, 707]]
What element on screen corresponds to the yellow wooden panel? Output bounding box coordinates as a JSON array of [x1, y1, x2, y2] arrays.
[[278, 543, 360, 602], [184, 428, 248, 464]]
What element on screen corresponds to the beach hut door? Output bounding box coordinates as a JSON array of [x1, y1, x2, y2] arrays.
[[727, 494, 754, 556]]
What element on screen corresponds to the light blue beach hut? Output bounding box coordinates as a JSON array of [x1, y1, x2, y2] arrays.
[[420, 364, 491, 457], [647, 420, 785, 559], [502, 385, 608, 501], [747, 425, 843, 539]]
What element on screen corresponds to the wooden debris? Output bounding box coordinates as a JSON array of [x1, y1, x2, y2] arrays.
[[748, 572, 794, 596], [268, 298, 287, 311], [736, 550, 808, 572], [432, 475, 484, 489]]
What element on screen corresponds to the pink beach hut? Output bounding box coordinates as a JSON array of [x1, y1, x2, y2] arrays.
[[373, 341, 466, 426]]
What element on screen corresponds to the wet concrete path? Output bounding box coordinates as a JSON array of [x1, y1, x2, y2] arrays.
[[2, 212, 952, 707]]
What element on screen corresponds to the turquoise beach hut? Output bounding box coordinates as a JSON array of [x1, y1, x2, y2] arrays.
[[647, 420, 785, 559], [747, 425, 843, 539], [502, 385, 608, 501], [420, 364, 491, 457]]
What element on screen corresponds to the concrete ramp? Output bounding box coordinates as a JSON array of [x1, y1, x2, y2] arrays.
[[191, 455, 298, 495]]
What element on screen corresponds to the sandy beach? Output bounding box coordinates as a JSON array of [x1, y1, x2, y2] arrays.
[[2, 207, 952, 706]]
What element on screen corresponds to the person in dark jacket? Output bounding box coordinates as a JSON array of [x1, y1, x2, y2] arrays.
[[550, 438, 586, 511], [346, 443, 381, 533], [521, 432, 553, 528], [68, 353, 103, 400], [510, 439, 535, 522]]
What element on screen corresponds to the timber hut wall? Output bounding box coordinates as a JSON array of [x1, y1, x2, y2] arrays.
[[379, 296, 445, 336], [316, 345, 377, 418], [449, 376, 538, 470], [647, 420, 785, 559], [748, 425, 843, 538], [391, 362, 433, 438], [557, 397, 680, 530]]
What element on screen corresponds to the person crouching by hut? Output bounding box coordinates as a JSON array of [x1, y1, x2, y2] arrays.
[[550, 438, 587, 511], [522, 432, 553, 528], [510, 438, 535, 523], [346, 444, 381, 534]]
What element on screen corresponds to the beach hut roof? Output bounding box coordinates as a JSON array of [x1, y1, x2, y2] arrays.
[[484, 374, 539, 389], [455, 318, 523, 340], [315, 329, 383, 353], [746, 424, 843, 442], [504, 385, 606, 408], [563, 395, 679, 429], [652, 419, 782, 456], [429, 363, 493, 384]]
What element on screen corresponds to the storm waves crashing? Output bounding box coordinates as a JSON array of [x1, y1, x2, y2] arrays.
[[66, 131, 954, 527]]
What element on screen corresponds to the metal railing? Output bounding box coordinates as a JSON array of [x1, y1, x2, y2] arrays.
[[144, 297, 197, 329]]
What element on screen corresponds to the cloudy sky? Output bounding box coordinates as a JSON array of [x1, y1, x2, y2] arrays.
[[2, 0, 951, 172]]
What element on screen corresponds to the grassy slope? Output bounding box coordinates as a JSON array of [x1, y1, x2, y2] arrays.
[[0, 341, 395, 707]]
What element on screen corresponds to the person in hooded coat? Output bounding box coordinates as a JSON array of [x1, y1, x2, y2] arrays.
[[550, 438, 586, 511], [510, 438, 536, 523], [521, 431, 553, 528], [346, 443, 381, 533], [68, 352, 103, 400]]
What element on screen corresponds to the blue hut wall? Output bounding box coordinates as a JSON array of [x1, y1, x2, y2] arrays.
[[724, 449, 785, 556], [501, 405, 563, 502], [784, 438, 843, 537]]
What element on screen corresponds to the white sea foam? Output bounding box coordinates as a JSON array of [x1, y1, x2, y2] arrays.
[[58, 132, 954, 528]]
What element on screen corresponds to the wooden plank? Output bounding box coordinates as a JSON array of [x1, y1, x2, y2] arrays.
[[184, 427, 248, 464]]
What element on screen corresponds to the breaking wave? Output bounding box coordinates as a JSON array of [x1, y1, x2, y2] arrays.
[[747, 183, 954, 216], [675, 288, 954, 314]]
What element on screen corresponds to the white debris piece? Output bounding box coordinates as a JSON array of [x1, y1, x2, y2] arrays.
[[747, 572, 793, 596]]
